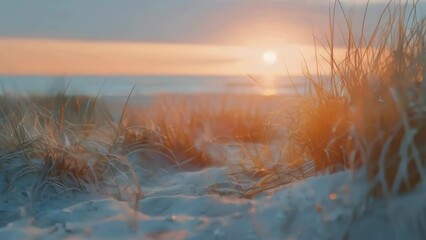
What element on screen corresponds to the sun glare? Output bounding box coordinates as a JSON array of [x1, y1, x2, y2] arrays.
[[262, 51, 277, 65]]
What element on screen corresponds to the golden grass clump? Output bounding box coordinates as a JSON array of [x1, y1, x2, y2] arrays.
[[286, 0, 426, 196], [119, 95, 279, 170], [0, 93, 140, 200], [287, 96, 352, 174]]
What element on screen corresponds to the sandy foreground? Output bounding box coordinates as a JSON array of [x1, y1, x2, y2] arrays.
[[1, 147, 425, 240]]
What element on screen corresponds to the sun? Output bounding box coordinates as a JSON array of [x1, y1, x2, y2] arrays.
[[262, 51, 277, 65]]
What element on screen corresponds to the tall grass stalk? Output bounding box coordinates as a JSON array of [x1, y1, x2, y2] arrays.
[[286, 0, 426, 196]]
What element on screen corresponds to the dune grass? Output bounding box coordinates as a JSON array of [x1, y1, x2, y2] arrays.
[[0, 93, 142, 201], [279, 0, 426, 196], [118, 95, 284, 170], [0, 90, 285, 201]]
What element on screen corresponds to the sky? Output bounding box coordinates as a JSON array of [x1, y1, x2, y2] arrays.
[[0, 0, 424, 76]]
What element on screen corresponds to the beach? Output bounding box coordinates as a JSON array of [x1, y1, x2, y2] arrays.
[[0, 91, 424, 239], [1, 162, 425, 239]]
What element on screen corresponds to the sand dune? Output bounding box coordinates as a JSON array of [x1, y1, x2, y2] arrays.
[[1, 158, 425, 240]]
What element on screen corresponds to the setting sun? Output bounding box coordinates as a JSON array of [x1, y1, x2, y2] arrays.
[[262, 51, 278, 65]]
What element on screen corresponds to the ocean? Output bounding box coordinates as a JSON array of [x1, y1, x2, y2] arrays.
[[0, 75, 307, 96]]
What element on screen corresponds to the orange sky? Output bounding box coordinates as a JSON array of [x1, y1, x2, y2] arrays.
[[0, 1, 403, 76], [0, 38, 337, 76]]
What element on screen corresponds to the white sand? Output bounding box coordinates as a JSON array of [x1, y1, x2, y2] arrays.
[[1, 154, 426, 239]]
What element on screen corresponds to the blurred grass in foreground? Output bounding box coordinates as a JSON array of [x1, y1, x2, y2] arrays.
[[283, 0, 426, 197], [0, 92, 293, 200]]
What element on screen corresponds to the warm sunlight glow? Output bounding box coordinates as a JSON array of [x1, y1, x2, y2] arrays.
[[260, 75, 278, 96], [0, 38, 346, 76], [262, 51, 277, 65]]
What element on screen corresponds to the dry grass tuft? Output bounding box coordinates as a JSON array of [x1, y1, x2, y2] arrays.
[[287, 96, 352, 174], [0, 93, 140, 201], [285, 0, 426, 196], [119, 95, 281, 170]]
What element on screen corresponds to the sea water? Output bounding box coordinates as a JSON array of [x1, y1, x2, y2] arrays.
[[0, 75, 307, 96]]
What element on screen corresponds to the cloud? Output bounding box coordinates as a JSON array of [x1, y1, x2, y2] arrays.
[[0, 0, 329, 45]]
